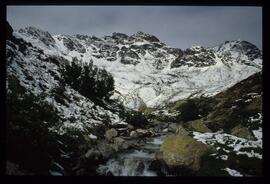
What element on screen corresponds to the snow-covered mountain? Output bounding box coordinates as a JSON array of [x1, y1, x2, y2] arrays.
[[13, 26, 262, 110], [6, 23, 263, 176], [7, 27, 127, 137]]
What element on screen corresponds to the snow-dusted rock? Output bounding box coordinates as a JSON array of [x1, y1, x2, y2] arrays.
[[12, 26, 262, 110]]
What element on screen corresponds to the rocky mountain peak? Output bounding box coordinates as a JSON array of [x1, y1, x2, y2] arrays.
[[18, 26, 56, 48], [112, 32, 129, 40], [216, 40, 262, 61], [9, 24, 262, 110], [74, 34, 91, 41], [171, 46, 216, 68], [132, 31, 160, 43]]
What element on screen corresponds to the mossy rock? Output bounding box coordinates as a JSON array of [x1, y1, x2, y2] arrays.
[[160, 135, 209, 171], [168, 123, 189, 136], [230, 125, 255, 140], [191, 119, 212, 133], [171, 99, 187, 111], [205, 110, 236, 132]]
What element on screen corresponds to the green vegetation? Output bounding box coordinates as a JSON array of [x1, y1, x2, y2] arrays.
[[176, 98, 199, 122], [124, 110, 149, 128], [51, 85, 69, 106], [6, 76, 99, 174], [61, 58, 114, 102], [197, 155, 228, 176], [170, 96, 217, 123]]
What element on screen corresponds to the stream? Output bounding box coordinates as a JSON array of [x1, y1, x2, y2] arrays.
[[96, 134, 169, 176]]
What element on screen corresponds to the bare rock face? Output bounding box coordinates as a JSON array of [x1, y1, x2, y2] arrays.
[[61, 36, 86, 53], [18, 26, 56, 48], [159, 135, 209, 171], [170, 46, 216, 68]]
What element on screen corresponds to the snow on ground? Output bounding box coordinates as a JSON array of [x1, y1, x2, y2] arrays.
[[152, 109, 179, 117], [193, 127, 262, 159], [7, 35, 128, 136], [89, 134, 97, 139], [193, 113, 262, 160], [9, 27, 263, 135], [223, 168, 243, 177]]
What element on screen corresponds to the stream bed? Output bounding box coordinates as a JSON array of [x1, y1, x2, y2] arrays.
[[96, 135, 168, 176]]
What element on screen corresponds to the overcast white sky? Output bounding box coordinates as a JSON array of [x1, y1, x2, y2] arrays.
[[7, 6, 262, 49]]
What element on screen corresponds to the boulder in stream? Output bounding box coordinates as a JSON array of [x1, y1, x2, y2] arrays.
[[159, 135, 209, 172]]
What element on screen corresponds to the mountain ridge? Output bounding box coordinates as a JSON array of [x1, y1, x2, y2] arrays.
[[13, 26, 262, 110]]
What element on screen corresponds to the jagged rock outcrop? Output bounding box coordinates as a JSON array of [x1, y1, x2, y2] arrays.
[[18, 26, 56, 48]]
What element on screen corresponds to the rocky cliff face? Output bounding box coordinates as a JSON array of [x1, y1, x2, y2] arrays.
[[11, 26, 262, 110]]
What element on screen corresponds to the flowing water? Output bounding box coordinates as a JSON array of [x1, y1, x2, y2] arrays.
[[96, 135, 168, 176]]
